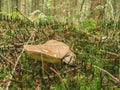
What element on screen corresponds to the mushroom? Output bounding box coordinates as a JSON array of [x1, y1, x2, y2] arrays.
[[24, 40, 76, 71]]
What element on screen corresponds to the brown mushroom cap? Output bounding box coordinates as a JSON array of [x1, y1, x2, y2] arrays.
[[24, 40, 70, 63]]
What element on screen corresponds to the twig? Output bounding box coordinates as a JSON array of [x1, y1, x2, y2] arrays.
[[21, 68, 33, 73], [0, 45, 14, 48], [10, 79, 23, 83], [50, 67, 69, 90], [43, 66, 81, 79], [41, 28, 49, 40], [80, 0, 85, 12], [15, 7, 31, 22], [0, 44, 22, 50], [93, 65, 120, 86], [15, 7, 49, 40], [0, 54, 14, 65], [100, 49, 119, 56], [5, 29, 37, 90], [50, 67, 64, 82]]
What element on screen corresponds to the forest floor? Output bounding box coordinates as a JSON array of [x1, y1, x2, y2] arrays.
[[0, 17, 120, 90]]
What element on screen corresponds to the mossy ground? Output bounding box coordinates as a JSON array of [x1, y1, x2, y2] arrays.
[[0, 15, 120, 90]]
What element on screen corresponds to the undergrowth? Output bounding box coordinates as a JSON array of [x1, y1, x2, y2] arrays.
[[0, 14, 120, 90]]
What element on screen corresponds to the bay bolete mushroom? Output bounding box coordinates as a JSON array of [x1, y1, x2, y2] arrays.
[[24, 40, 76, 71]]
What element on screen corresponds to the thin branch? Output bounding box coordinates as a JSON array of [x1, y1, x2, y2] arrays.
[[5, 29, 37, 90], [93, 65, 120, 86], [50, 67, 69, 90], [43, 66, 81, 79], [15, 7, 49, 40], [100, 49, 119, 56], [0, 54, 14, 65], [41, 29, 49, 40], [15, 7, 31, 22], [80, 0, 86, 12], [50, 67, 65, 83]]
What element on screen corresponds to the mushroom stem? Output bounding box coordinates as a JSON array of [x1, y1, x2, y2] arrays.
[[42, 62, 50, 72]]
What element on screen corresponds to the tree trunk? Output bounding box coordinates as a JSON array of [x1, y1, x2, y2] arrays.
[[32, 0, 36, 12], [90, 0, 105, 20], [113, 0, 120, 24], [98, 0, 105, 19], [31, 0, 40, 12], [11, 0, 20, 12], [0, 0, 2, 12], [90, 0, 98, 19], [114, 0, 120, 16], [21, 0, 26, 15], [51, 0, 56, 16]]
